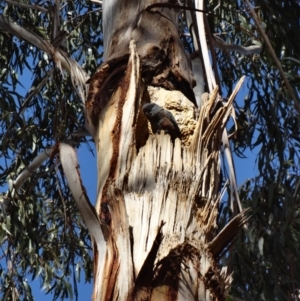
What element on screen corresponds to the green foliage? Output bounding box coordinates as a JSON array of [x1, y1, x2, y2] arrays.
[[0, 184, 92, 301], [0, 1, 102, 300], [232, 175, 300, 301], [208, 1, 300, 300]]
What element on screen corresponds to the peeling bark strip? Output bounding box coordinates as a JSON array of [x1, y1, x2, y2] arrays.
[[94, 41, 142, 224], [86, 54, 129, 132]]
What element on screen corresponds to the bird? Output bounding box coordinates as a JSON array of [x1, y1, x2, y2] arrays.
[[142, 103, 181, 141]]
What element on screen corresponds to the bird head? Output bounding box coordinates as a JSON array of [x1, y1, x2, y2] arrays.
[[142, 103, 157, 118]]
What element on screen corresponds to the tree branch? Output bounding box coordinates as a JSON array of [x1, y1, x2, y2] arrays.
[[243, 0, 300, 113], [13, 147, 55, 192], [0, 15, 88, 103], [10, 130, 90, 195], [213, 35, 262, 55]]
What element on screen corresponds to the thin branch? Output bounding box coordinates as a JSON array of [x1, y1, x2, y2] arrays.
[[13, 147, 55, 191], [243, 0, 300, 113], [7, 128, 89, 196], [213, 35, 262, 55], [5, 0, 49, 12], [0, 15, 88, 103]]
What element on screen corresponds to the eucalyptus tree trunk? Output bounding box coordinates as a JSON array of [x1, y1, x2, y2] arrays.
[[85, 1, 247, 300]]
